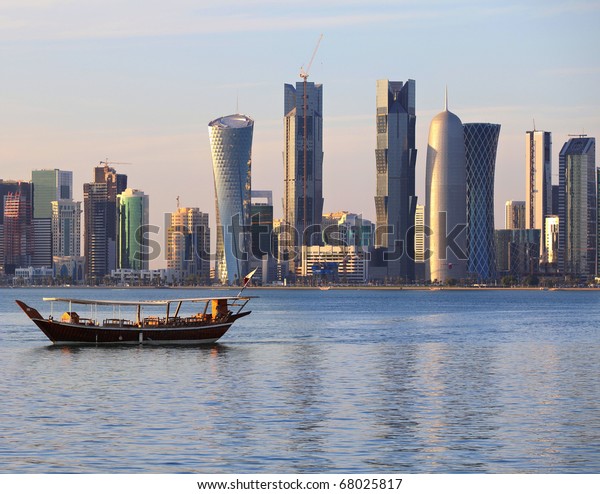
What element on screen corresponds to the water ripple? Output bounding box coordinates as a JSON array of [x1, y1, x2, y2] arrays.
[[1, 288, 599, 472]]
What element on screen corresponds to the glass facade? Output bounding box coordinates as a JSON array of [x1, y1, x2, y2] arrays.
[[558, 137, 596, 277], [209, 114, 253, 284], [374, 79, 417, 281], [84, 166, 127, 280], [31, 169, 72, 219], [117, 188, 149, 271], [505, 200, 526, 229], [464, 123, 500, 281], [495, 229, 540, 277], [282, 81, 323, 264]]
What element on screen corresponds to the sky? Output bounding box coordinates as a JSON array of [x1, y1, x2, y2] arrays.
[[0, 0, 599, 268]]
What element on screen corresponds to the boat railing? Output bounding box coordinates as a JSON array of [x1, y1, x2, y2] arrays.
[[76, 317, 97, 326], [103, 318, 136, 328]]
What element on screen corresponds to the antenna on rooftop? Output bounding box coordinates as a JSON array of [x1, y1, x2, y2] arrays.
[[444, 85, 448, 111]]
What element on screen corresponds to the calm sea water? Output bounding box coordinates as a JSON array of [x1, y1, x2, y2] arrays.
[[1, 287, 599, 473]]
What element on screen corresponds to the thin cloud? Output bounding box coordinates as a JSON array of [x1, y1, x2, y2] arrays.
[[0, 2, 443, 42]]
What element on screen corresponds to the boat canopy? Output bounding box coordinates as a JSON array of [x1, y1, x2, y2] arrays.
[[42, 296, 253, 307]]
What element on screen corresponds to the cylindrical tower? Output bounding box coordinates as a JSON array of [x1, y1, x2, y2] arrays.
[[425, 101, 467, 283], [117, 188, 149, 271], [209, 114, 253, 285]]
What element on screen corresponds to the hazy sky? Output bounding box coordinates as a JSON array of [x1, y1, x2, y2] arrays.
[[1, 0, 598, 267]]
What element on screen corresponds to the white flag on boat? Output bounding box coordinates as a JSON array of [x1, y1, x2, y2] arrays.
[[242, 268, 258, 287], [237, 268, 258, 297]]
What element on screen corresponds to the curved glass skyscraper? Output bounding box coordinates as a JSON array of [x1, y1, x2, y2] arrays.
[[117, 188, 149, 271], [209, 114, 253, 284], [464, 123, 500, 281], [425, 98, 467, 283]]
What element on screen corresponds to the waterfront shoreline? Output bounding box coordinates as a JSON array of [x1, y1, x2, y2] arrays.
[[3, 285, 599, 291]]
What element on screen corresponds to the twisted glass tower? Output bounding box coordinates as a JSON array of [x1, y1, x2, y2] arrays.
[[209, 114, 253, 284], [464, 123, 500, 281]]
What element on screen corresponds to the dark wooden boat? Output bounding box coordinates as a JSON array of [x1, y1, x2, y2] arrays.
[[15, 295, 252, 345]]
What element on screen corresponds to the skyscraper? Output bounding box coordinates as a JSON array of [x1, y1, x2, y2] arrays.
[[83, 165, 127, 281], [464, 122, 500, 281], [558, 136, 596, 277], [505, 201, 526, 229], [31, 169, 72, 219], [31, 169, 72, 269], [166, 207, 210, 283], [3, 191, 33, 274], [0, 181, 33, 274], [51, 200, 81, 257], [425, 95, 467, 282], [374, 79, 417, 281], [251, 191, 276, 284], [282, 81, 324, 265], [117, 188, 149, 271], [209, 114, 253, 284], [525, 130, 552, 259]]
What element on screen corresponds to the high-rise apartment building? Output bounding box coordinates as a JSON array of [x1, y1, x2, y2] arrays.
[[166, 207, 210, 283], [282, 81, 324, 265], [425, 96, 467, 282], [3, 191, 33, 274], [51, 200, 81, 257], [505, 201, 526, 229], [0, 181, 33, 274], [464, 123, 500, 281], [83, 182, 108, 279], [558, 137, 596, 277], [117, 188, 149, 271], [525, 130, 552, 260], [209, 114, 253, 284], [83, 165, 127, 281], [374, 79, 417, 281]]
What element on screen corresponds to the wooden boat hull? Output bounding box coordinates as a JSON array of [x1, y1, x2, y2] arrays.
[[16, 300, 250, 345]]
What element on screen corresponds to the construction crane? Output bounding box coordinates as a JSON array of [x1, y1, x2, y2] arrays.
[[299, 34, 323, 245], [99, 159, 133, 167]]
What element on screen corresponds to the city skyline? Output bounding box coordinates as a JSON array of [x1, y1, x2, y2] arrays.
[[0, 1, 598, 270]]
